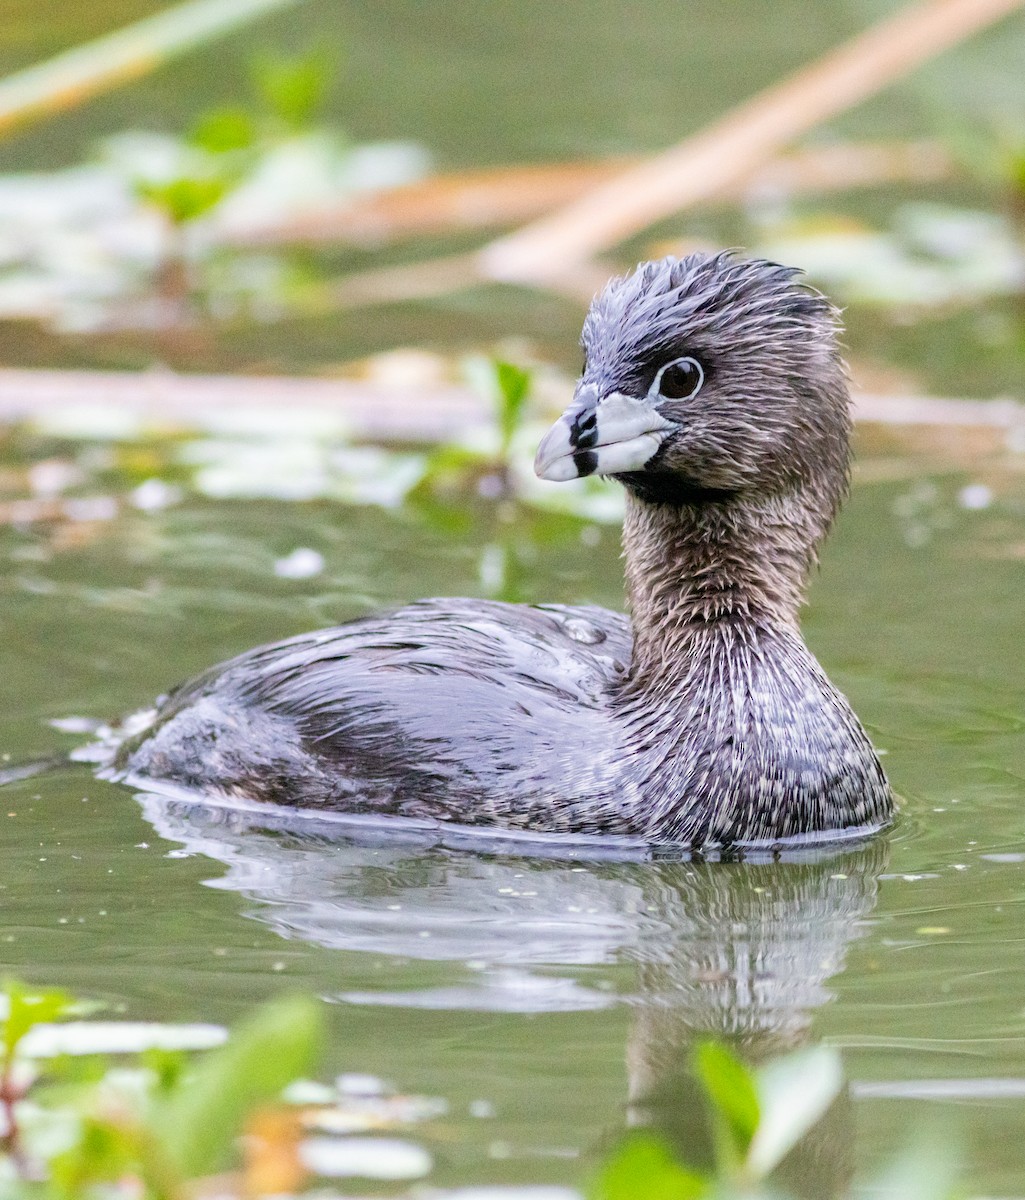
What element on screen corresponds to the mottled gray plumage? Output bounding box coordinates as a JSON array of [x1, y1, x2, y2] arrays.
[[110, 251, 892, 849]]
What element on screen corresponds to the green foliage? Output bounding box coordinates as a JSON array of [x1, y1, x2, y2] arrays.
[[252, 46, 334, 133], [591, 1132, 707, 1200], [137, 175, 235, 226], [189, 107, 258, 154], [415, 357, 535, 504], [133, 46, 339, 231], [1, 983, 324, 1200], [134, 100, 260, 227], [747, 1043, 842, 1178], [591, 1041, 958, 1200], [702, 1040, 842, 1185], [0, 982, 961, 1200], [49, 1114, 178, 1200], [493, 360, 532, 456], [157, 994, 322, 1178], [693, 1040, 760, 1170], [140, 1048, 187, 1096], [1, 981, 74, 1061], [461, 355, 534, 455]]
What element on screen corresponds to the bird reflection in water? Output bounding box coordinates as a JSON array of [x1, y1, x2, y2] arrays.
[[138, 795, 887, 1198], [623, 848, 886, 1198]]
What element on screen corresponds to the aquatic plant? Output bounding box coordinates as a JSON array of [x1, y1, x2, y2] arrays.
[[1, 981, 323, 1197], [413, 356, 535, 505], [124, 46, 341, 327], [0, 981, 959, 1200], [251, 45, 335, 136], [593, 1040, 957, 1199], [129, 44, 338, 223]]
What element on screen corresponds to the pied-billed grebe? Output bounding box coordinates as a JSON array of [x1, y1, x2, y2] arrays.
[[108, 252, 892, 848]]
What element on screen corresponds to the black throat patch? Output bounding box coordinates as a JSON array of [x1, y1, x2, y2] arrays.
[[616, 471, 739, 507]]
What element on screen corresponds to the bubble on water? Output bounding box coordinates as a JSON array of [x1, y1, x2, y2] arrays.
[[274, 547, 325, 579], [130, 478, 183, 511], [337, 1073, 388, 1097], [958, 483, 993, 511]]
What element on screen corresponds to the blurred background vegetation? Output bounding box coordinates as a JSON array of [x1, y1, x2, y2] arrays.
[[0, 0, 1023, 391]]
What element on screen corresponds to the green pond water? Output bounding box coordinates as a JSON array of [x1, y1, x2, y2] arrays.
[[2, 452, 1025, 1194], [2, 0, 1025, 1195]]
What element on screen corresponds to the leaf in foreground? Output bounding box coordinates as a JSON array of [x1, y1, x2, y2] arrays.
[[590, 1132, 707, 1200], [745, 1044, 842, 1179], [2, 981, 74, 1059], [693, 1040, 761, 1164], [157, 993, 324, 1178]]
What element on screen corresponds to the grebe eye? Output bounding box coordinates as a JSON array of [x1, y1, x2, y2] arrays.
[[650, 356, 704, 401]]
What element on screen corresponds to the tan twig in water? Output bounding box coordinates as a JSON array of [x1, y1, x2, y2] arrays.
[[225, 141, 953, 249], [0, 0, 304, 138], [0, 368, 1021, 443], [319, 253, 483, 310], [479, 0, 1025, 284]]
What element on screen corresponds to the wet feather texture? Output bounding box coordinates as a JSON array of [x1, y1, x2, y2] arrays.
[[109, 251, 892, 849]]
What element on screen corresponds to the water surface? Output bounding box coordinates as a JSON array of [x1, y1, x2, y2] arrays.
[[2, 453, 1025, 1192]]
